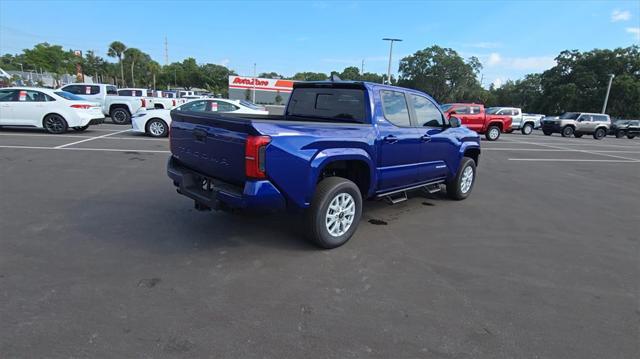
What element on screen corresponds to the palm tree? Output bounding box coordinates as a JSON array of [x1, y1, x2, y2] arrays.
[[124, 48, 142, 87], [107, 41, 126, 86], [147, 61, 161, 90]]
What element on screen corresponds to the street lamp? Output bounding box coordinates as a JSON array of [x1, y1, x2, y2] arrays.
[[382, 38, 402, 84], [602, 74, 615, 114]]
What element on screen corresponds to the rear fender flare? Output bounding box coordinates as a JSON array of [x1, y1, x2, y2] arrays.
[[309, 148, 375, 200]]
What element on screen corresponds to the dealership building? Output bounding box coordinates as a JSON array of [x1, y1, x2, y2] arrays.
[[228, 76, 295, 105]]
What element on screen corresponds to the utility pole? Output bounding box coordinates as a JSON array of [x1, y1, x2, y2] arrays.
[[252, 63, 256, 103], [602, 74, 615, 114], [382, 38, 402, 84], [361, 59, 364, 74], [164, 36, 169, 66]]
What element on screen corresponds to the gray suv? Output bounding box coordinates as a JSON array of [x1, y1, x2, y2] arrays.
[[541, 112, 611, 140]]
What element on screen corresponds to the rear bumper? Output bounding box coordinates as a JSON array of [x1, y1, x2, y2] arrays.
[[88, 118, 104, 125], [167, 156, 286, 211]]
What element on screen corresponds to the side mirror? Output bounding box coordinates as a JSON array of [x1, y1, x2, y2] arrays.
[[449, 117, 462, 128], [449, 110, 457, 115]]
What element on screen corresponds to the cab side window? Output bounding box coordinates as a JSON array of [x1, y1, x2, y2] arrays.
[[454, 106, 470, 114], [62, 85, 83, 95], [410, 94, 444, 127], [381, 90, 411, 127], [470, 106, 482, 114], [106, 86, 117, 95], [0, 89, 18, 102]]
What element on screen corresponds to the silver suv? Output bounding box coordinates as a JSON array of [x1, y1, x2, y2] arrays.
[[541, 112, 611, 140]]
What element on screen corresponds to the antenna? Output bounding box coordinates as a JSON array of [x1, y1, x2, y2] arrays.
[[164, 36, 169, 66]]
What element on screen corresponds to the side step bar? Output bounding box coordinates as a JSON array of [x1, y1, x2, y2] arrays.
[[377, 180, 444, 205]]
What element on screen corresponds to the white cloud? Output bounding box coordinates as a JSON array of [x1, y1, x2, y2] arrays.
[[487, 53, 502, 66], [611, 9, 631, 22], [492, 78, 504, 88], [482, 53, 555, 71], [218, 58, 230, 67], [627, 27, 640, 41]]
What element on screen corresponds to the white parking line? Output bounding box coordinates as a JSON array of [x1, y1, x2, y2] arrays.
[[508, 158, 639, 163], [0, 133, 94, 139], [54, 129, 132, 149], [0, 145, 169, 154], [500, 137, 640, 161], [484, 148, 640, 153]]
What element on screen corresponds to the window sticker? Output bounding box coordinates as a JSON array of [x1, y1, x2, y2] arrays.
[[19, 90, 27, 101], [211, 102, 218, 112], [85, 86, 91, 95]]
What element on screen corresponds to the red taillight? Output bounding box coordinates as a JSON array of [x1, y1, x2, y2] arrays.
[[141, 98, 146, 107], [70, 104, 91, 109], [245, 135, 271, 179], [172, 99, 176, 106]]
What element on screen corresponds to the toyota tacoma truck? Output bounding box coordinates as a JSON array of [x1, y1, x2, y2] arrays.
[[441, 103, 512, 141], [167, 81, 481, 248], [59, 83, 145, 124]]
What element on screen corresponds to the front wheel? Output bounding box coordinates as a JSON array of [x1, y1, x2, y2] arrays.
[[73, 125, 89, 132], [593, 128, 606, 140], [43, 114, 68, 134], [485, 126, 501, 141], [447, 157, 476, 200], [543, 130, 552, 136], [110, 108, 131, 125], [146, 119, 168, 137], [627, 135, 636, 139], [305, 177, 362, 249], [521, 123, 534, 135], [561, 126, 574, 137]]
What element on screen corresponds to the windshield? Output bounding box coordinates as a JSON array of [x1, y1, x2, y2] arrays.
[[559, 112, 580, 119], [54, 91, 86, 101], [486, 107, 500, 114], [440, 104, 453, 112], [286, 87, 366, 123], [239, 100, 263, 110]]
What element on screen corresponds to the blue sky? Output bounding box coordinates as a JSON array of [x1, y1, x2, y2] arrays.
[[1, 0, 639, 87]]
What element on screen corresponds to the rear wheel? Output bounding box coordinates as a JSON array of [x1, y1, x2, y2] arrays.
[[72, 125, 89, 132], [146, 118, 168, 137], [561, 126, 574, 137], [593, 128, 606, 140], [628, 135, 636, 139], [615, 130, 625, 138], [305, 177, 362, 249], [485, 125, 501, 141], [43, 114, 68, 134], [521, 123, 534, 135], [110, 107, 131, 125], [447, 157, 476, 200]]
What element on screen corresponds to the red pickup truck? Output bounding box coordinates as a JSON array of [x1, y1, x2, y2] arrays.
[[441, 103, 512, 141]]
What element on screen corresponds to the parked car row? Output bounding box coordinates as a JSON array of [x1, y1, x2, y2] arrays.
[[540, 112, 612, 139]]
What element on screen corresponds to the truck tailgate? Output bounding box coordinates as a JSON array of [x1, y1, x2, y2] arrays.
[[169, 111, 259, 185]]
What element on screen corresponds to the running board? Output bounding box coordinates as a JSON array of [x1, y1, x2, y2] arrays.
[[377, 180, 445, 204]]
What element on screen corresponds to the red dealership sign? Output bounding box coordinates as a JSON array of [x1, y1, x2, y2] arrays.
[[228, 76, 294, 93]]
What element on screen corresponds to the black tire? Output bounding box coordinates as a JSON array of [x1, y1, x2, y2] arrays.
[[485, 125, 501, 141], [72, 125, 89, 132], [543, 130, 552, 136], [145, 118, 168, 137], [447, 157, 477, 200], [43, 114, 68, 134], [615, 130, 625, 138], [574, 133, 583, 138], [593, 128, 606, 140], [109, 107, 131, 125], [305, 177, 362, 249], [505, 129, 514, 134], [627, 135, 636, 139], [561, 126, 574, 137], [521, 123, 534, 135]]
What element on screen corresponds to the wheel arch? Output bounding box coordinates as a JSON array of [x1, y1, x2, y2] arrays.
[[41, 112, 67, 127], [310, 149, 375, 201]]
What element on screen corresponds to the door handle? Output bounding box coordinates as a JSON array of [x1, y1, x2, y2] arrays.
[[383, 135, 398, 144], [420, 134, 431, 142]]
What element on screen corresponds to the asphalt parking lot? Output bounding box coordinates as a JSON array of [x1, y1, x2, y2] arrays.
[[1, 123, 638, 358]]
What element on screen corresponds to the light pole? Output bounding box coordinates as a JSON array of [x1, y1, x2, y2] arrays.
[[16, 62, 24, 78], [602, 74, 615, 114], [382, 38, 402, 84], [252, 63, 257, 103]]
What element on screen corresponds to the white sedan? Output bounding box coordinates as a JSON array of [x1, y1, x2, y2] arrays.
[[131, 98, 269, 137], [0, 87, 104, 134]]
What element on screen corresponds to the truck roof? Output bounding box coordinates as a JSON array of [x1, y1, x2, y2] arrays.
[[295, 81, 441, 104]]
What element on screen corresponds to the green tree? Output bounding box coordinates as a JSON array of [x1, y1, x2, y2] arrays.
[[124, 48, 143, 87], [258, 72, 281, 79], [290, 72, 328, 81], [107, 41, 127, 86], [397, 45, 484, 103]]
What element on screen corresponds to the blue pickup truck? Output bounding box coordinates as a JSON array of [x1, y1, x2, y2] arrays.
[[167, 81, 481, 248]]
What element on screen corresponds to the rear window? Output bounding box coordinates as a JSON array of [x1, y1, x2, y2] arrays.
[[286, 88, 365, 123], [118, 90, 143, 97], [54, 91, 86, 101], [106, 86, 117, 95]]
